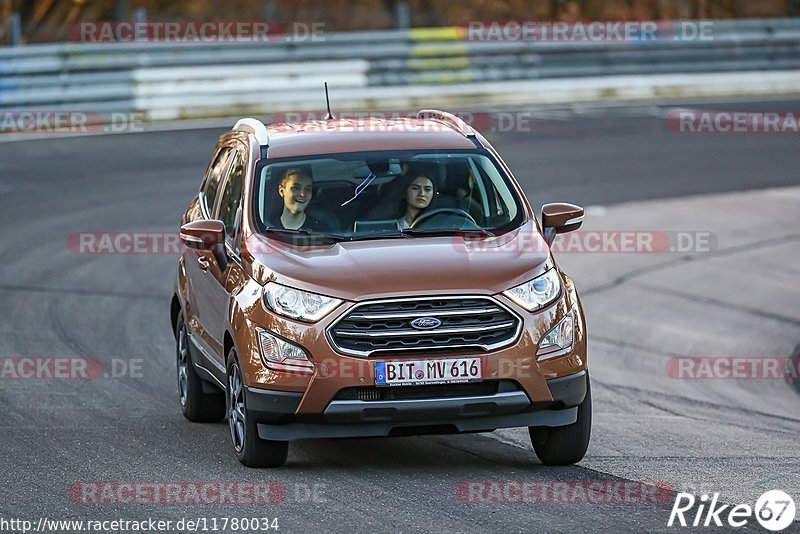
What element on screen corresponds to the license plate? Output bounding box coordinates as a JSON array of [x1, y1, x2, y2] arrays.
[[375, 357, 482, 387]]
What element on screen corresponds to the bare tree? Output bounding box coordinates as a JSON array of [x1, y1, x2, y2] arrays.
[[2, 0, 794, 43]]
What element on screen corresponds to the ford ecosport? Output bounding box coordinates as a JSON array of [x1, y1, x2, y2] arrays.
[[170, 110, 590, 467]]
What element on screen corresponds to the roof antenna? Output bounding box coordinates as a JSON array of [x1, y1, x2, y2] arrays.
[[323, 82, 335, 120]]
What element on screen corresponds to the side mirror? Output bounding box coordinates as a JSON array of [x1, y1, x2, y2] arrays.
[[541, 203, 584, 246], [180, 220, 226, 253]]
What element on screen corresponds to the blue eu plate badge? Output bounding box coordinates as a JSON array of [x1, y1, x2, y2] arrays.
[[375, 362, 386, 384]]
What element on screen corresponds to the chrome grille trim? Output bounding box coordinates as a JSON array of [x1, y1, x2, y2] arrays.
[[335, 321, 516, 338], [347, 306, 502, 321], [327, 295, 522, 357]]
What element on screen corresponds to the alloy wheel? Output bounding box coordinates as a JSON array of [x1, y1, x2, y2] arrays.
[[228, 363, 246, 452], [177, 325, 188, 407]]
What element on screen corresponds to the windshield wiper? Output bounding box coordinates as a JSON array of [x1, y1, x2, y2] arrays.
[[399, 228, 496, 238], [348, 231, 410, 241], [348, 228, 496, 241], [264, 227, 348, 242]]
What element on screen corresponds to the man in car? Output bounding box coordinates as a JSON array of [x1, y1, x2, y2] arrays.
[[276, 167, 329, 231]]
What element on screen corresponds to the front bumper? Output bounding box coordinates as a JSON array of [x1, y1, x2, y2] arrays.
[[245, 370, 586, 441], [239, 278, 588, 415], [544, 369, 587, 408]]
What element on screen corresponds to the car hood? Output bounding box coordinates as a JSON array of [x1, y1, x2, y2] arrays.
[[246, 221, 552, 300]]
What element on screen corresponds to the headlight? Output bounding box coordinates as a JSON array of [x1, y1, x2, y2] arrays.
[[502, 269, 562, 312], [257, 328, 314, 374], [539, 312, 574, 351], [263, 282, 342, 322]]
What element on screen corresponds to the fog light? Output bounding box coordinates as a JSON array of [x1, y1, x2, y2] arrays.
[[256, 328, 314, 374], [539, 312, 573, 351]]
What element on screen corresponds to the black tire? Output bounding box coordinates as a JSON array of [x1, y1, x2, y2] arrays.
[[226, 350, 288, 468], [175, 311, 225, 422], [529, 374, 592, 465]]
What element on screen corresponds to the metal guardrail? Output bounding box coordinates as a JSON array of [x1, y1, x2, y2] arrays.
[[0, 19, 799, 121]]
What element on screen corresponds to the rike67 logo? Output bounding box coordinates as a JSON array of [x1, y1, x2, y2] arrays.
[[668, 490, 796, 531]]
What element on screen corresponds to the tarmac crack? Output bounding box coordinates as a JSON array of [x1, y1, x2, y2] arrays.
[[594, 379, 800, 427], [435, 436, 533, 466], [592, 335, 688, 359], [791, 343, 800, 396], [0, 282, 163, 301], [47, 297, 96, 360], [632, 282, 800, 327], [582, 232, 800, 297]]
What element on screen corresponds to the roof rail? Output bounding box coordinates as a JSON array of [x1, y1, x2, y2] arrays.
[[233, 118, 270, 146], [233, 118, 269, 158], [417, 109, 476, 138]]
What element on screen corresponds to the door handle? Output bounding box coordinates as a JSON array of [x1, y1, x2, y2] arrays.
[[197, 256, 210, 271]]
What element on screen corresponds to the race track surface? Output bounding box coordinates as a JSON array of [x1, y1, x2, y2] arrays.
[[1, 98, 798, 533]]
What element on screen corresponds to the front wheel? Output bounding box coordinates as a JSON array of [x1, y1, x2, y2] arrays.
[[176, 311, 225, 422], [226, 351, 288, 468], [529, 374, 592, 465]]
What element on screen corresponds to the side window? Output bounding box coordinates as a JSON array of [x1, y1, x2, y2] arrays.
[[218, 150, 245, 239], [202, 148, 232, 217], [471, 157, 517, 223]]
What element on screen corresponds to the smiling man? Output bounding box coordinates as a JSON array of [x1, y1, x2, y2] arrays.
[[277, 167, 328, 230]]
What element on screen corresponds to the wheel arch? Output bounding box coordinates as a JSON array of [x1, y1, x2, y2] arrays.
[[170, 294, 181, 339], [224, 330, 236, 364]]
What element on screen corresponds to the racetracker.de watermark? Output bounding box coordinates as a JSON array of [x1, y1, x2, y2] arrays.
[[455, 230, 717, 255], [271, 110, 489, 132], [68, 482, 326, 504], [0, 357, 143, 379], [0, 111, 144, 135], [456, 480, 675, 504], [67, 230, 718, 255], [69, 232, 184, 255], [67, 230, 717, 255], [460, 20, 714, 42], [666, 357, 800, 380], [667, 110, 800, 134], [272, 110, 573, 133], [69, 21, 325, 43], [69, 482, 285, 505], [0, 517, 279, 534]]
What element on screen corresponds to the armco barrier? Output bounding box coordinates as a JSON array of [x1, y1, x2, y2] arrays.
[[1, 19, 799, 123]]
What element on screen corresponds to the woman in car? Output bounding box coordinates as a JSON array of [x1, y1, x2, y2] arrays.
[[276, 167, 329, 231], [396, 165, 437, 229]]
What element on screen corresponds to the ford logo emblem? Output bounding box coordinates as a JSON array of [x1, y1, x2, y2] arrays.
[[410, 317, 441, 330]]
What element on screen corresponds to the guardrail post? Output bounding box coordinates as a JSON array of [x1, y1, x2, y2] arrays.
[[8, 12, 21, 46], [396, 1, 410, 29], [115, 0, 129, 21]]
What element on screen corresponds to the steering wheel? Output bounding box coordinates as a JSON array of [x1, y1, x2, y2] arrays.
[[411, 207, 478, 228]]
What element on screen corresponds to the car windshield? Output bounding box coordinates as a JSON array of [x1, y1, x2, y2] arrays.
[[252, 149, 524, 242]]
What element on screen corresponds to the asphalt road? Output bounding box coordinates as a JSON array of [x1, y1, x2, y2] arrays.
[[0, 98, 798, 533]]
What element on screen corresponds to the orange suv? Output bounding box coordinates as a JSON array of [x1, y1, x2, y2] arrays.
[[171, 110, 590, 467]]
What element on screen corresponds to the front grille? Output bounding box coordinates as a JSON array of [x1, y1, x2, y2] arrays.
[[327, 296, 521, 357], [335, 381, 521, 402]]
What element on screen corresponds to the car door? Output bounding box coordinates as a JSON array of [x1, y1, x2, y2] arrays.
[[184, 146, 233, 368], [201, 147, 246, 371]]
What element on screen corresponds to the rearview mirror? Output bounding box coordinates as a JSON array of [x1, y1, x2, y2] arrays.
[[541, 203, 584, 246]]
